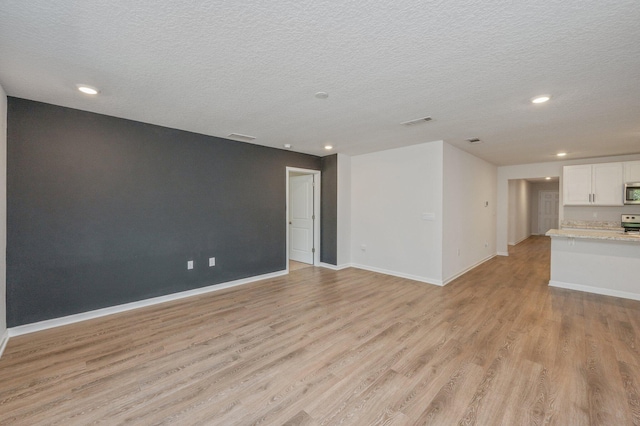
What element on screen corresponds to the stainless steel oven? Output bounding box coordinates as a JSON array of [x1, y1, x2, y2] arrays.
[[622, 214, 640, 234]]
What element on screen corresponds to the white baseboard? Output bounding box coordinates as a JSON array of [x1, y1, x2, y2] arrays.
[[508, 235, 531, 246], [497, 251, 509, 256], [319, 262, 351, 271], [443, 254, 496, 286], [549, 280, 640, 302], [7, 270, 288, 339], [350, 263, 443, 286], [0, 329, 9, 359]]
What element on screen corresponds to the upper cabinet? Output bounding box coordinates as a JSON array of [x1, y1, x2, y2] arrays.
[[592, 163, 624, 205], [563, 163, 623, 206], [563, 165, 592, 205], [624, 161, 640, 182]]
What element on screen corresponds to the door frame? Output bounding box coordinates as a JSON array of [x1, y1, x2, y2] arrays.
[[286, 167, 321, 272]]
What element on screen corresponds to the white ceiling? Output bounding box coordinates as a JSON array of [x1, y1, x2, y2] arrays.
[[1, 1, 639, 166]]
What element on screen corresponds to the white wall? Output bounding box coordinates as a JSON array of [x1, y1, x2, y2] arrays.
[[496, 153, 640, 255], [336, 153, 351, 267], [350, 141, 443, 284], [507, 179, 531, 245], [0, 83, 7, 342], [442, 143, 496, 283]]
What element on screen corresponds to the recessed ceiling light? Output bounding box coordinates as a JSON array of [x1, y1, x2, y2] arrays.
[[545, 177, 551, 180], [557, 152, 567, 157], [324, 145, 333, 150], [531, 95, 550, 104], [315, 92, 329, 99], [77, 84, 99, 95], [283, 144, 292, 149]]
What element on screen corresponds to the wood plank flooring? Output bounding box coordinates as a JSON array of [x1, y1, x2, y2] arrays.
[[289, 260, 313, 271], [1, 236, 639, 425]]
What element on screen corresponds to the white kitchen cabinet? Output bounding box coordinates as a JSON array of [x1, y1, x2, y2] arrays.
[[624, 161, 640, 182], [563, 162, 623, 206], [548, 232, 640, 301], [563, 164, 592, 205]]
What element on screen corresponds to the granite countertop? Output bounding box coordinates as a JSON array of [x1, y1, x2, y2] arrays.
[[560, 220, 624, 231], [546, 228, 640, 242]]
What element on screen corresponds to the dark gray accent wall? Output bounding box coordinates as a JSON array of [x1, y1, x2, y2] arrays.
[[7, 98, 329, 326], [320, 154, 337, 265]]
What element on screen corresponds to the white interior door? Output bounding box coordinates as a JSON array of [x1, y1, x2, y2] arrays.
[[289, 174, 314, 264], [538, 190, 559, 234]]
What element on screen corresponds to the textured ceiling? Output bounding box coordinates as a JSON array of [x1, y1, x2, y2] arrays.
[[1, 0, 639, 166]]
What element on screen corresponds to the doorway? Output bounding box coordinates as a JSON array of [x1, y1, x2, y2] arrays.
[[286, 167, 321, 271]]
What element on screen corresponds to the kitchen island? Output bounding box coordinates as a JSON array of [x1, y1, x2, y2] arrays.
[[546, 228, 640, 301]]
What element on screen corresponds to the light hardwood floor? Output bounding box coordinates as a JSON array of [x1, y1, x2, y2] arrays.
[[289, 260, 313, 271], [1, 236, 639, 425]]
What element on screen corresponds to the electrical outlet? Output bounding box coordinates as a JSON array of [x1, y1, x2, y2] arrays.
[[361, 244, 366, 251], [209, 257, 215, 267], [187, 260, 194, 270], [457, 248, 460, 256], [484, 242, 489, 248]]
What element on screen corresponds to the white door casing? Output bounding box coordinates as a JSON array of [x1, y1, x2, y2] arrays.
[[538, 190, 559, 235], [289, 174, 314, 264], [285, 167, 321, 269]]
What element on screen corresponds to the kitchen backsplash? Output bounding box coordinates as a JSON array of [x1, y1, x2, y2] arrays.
[[563, 205, 640, 223], [560, 219, 623, 230]]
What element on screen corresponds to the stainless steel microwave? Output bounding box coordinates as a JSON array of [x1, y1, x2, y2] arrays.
[[625, 183, 640, 204]]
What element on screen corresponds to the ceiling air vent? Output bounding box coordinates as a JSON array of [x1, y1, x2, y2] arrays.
[[466, 137, 483, 144], [401, 116, 433, 126], [228, 133, 256, 142]]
